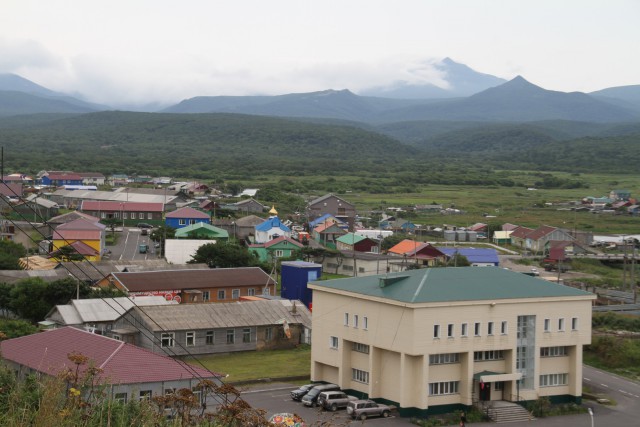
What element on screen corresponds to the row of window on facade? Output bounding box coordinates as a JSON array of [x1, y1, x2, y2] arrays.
[[100, 212, 153, 219], [428, 346, 569, 365], [433, 317, 579, 339], [428, 373, 568, 397], [344, 312, 368, 329], [159, 327, 283, 348], [113, 386, 206, 405]]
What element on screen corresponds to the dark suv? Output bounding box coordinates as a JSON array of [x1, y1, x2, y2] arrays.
[[137, 223, 153, 229], [290, 384, 315, 401], [301, 384, 339, 407], [347, 399, 391, 420]]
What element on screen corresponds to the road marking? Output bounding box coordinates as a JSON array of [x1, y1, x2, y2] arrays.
[[584, 377, 591, 381], [600, 384, 609, 388]]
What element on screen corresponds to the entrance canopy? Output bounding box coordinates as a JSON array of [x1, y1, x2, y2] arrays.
[[473, 370, 523, 383]]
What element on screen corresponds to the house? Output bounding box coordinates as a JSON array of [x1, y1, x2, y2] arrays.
[[306, 194, 356, 231], [44, 211, 100, 238], [436, 247, 500, 267], [312, 221, 346, 248], [379, 217, 416, 232], [308, 268, 595, 417], [492, 230, 512, 245], [51, 218, 106, 261], [77, 172, 106, 186], [415, 204, 443, 212], [248, 236, 303, 262], [525, 225, 574, 255], [0, 327, 222, 405], [387, 239, 447, 267], [2, 173, 34, 185], [308, 213, 345, 230], [13, 194, 60, 220], [609, 189, 631, 201], [336, 233, 378, 253], [38, 171, 84, 187], [221, 198, 267, 214], [174, 222, 229, 240], [320, 250, 407, 277], [96, 267, 276, 304], [45, 296, 176, 334], [80, 201, 164, 225], [509, 226, 534, 250], [48, 189, 179, 211], [255, 207, 291, 243], [108, 174, 130, 186], [109, 299, 311, 356], [165, 207, 210, 229]]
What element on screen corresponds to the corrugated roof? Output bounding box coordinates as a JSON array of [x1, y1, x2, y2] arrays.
[[174, 222, 229, 238], [309, 267, 594, 304], [53, 230, 101, 241], [49, 211, 100, 224], [527, 225, 558, 241], [336, 233, 367, 245], [509, 226, 534, 239], [111, 267, 275, 292], [165, 206, 210, 219], [57, 218, 106, 231], [0, 327, 220, 384], [81, 201, 164, 212], [256, 216, 291, 232], [132, 299, 311, 331], [51, 189, 178, 204]]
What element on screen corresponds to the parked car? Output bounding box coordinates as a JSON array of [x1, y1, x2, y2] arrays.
[[530, 267, 540, 276], [301, 384, 340, 407], [290, 384, 315, 401], [346, 399, 391, 420], [318, 391, 358, 411], [137, 223, 153, 229]]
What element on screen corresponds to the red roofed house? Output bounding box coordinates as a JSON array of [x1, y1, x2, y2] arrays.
[[165, 207, 211, 229], [387, 239, 447, 267], [525, 225, 574, 255], [80, 200, 164, 225], [509, 226, 534, 250], [0, 327, 222, 405], [96, 267, 276, 304], [52, 218, 106, 261]]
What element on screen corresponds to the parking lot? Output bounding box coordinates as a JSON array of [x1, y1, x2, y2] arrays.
[[239, 383, 412, 426]]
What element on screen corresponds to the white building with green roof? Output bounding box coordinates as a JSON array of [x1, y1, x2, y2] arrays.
[[308, 267, 595, 417]]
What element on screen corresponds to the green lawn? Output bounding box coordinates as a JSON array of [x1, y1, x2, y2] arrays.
[[186, 345, 311, 382]]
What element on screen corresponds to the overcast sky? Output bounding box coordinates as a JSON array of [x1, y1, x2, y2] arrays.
[[1, 0, 638, 106]]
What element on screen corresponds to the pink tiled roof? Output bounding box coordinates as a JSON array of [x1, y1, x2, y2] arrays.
[[81, 201, 164, 212], [509, 226, 534, 239], [48, 173, 83, 181], [53, 230, 101, 241], [165, 207, 210, 219], [57, 218, 106, 231], [502, 223, 519, 232], [0, 327, 220, 384], [526, 225, 557, 241]]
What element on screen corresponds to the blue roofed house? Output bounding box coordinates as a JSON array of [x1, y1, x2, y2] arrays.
[[437, 247, 500, 267], [165, 207, 211, 229], [255, 207, 291, 243], [308, 213, 345, 230]]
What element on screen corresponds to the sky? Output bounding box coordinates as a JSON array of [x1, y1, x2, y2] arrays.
[[1, 0, 638, 106]]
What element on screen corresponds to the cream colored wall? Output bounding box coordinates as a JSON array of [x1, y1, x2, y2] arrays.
[[310, 286, 593, 410]]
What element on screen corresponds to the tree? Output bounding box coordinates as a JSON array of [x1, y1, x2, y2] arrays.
[[0, 240, 27, 270], [190, 242, 261, 269], [381, 233, 410, 252], [150, 225, 176, 256], [0, 318, 38, 339]]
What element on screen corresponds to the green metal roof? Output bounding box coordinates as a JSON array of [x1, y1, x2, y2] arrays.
[[174, 222, 229, 238], [309, 267, 593, 304], [336, 233, 366, 244]]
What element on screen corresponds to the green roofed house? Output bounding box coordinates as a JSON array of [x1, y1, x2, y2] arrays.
[[248, 236, 303, 262], [308, 267, 595, 418], [174, 222, 229, 241], [336, 232, 378, 253]]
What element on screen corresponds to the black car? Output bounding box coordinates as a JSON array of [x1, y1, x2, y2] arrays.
[[290, 384, 315, 401], [137, 223, 153, 229]]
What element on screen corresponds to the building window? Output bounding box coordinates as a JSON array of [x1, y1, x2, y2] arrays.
[[474, 350, 505, 361], [354, 315, 359, 328], [344, 313, 349, 326], [494, 381, 504, 391], [248, 288, 256, 296], [539, 373, 568, 387], [218, 290, 225, 300], [461, 323, 468, 337], [487, 322, 494, 335], [265, 327, 273, 341], [243, 328, 251, 343], [179, 219, 186, 225], [544, 318, 550, 332], [433, 324, 440, 339], [232, 289, 240, 299], [226, 329, 235, 344], [540, 346, 568, 357], [447, 324, 454, 338], [428, 381, 459, 396], [571, 317, 578, 330], [203, 291, 210, 302], [342, 265, 354, 271], [359, 267, 365, 273], [186, 331, 195, 347], [274, 249, 284, 257], [114, 392, 128, 404], [139, 390, 152, 401], [123, 212, 128, 219], [429, 353, 460, 365], [112, 334, 121, 341], [558, 318, 565, 331], [161, 332, 175, 348], [147, 213, 152, 219], [352, 342, 370, 354], [206, 331, 214, 345], [474, 322, 481, 336], [101, 212, 106, 219], [352, 368, 369, 384], [501, 321, 508, 335], [363, 316, 368, 330], [330, 336, 338, 349]]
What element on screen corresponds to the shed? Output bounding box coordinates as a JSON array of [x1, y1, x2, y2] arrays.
[[280, 261, 322, 309]]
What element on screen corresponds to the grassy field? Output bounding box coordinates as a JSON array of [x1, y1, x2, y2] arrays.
[[186, 345, 311, 382]]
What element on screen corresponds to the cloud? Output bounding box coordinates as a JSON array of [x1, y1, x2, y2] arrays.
[[0, 38, 60, 71]]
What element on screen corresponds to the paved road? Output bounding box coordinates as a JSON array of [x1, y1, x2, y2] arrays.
[[104, 227, 158, 261], [240, 365, 640, 427]]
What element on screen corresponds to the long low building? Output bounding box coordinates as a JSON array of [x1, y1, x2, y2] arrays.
[[308, 267, 595, 417], [96, 267, 276, 304]]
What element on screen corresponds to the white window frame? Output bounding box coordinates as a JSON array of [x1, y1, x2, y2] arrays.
[[247, 288, 256, 296], [232, 289, 240, 299], [114, 392, 128, 404], [265, 327, 273, 341], [218, 290, 226, 300], [186, 331, 195, 347], [540, 346, 568, 357], [363, 316, 368, 330], [571, 317, 578, 331], [161, 332, 175, 348], [433, 324, 441, 339], [429, 353, 460, 365], [447, 324, 454, 338], [474, 350, 505, 361], [242, 328, 251, 343], [461, 323, 468, 337], [544, 318, 550, 332], [139, 390, 152, 401], [558, 318, 565, 332], [352, 368, 369, 384], [487, 322, 494, 336], [203, 291, 210, 301], [539, 373, 568, 387], [344, 312, 349, 326], [474, 322, 481, 336], [330, 336, 338, 349], [179, 219, 186, 225], [352, 342, 370, 354], [206, 330, 214, 345], [226, 329, 235, 344], [354, 314, 359, 328], [428, 381, 459, 396], [147, 212, 153, 219], [274, 249, 284, 257], [501, 321, 508, 335]]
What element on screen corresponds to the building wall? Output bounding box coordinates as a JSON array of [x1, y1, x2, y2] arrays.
[[311, 289, 592, 413], [166, 217, 210, 229], [51, 238, 102, 261]]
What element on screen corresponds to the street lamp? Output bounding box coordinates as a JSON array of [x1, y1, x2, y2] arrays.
[[588, 407, 594, 427]]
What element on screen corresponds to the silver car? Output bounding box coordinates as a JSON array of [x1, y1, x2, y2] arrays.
[[347, 399, 392, 420]]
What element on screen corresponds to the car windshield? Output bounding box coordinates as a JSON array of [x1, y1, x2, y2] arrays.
[[306, 388, 321, 397]]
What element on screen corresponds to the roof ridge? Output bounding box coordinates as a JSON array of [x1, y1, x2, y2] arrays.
[[410, 269, 431, 303], [100, 341, 126, 369]]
